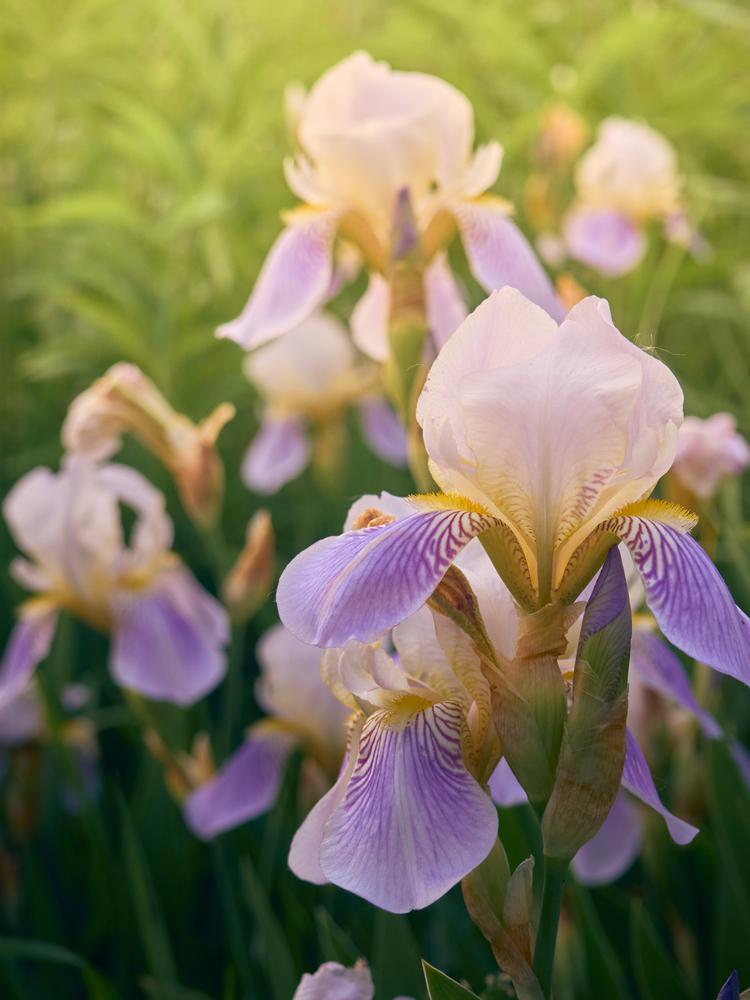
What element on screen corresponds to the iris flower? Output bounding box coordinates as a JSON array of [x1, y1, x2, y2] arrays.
[[0, 456, 228, 708]]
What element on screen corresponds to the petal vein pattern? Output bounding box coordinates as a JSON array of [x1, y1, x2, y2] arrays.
[[277, 508, 497, 646]]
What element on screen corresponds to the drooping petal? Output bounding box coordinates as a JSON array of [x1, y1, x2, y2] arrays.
[[358, 399, 408, 467], [184, 728, 297, 840], [610, 512, 750, 685], [630, 629, 721, 738], [241, 416, 310, 495], [293, 961, 374, 1000], [488, 757, 528, 807], [571, 792, 643, 886], [454, 200, 564, 320], [319, 701, 498, 912], [351, 273, 390, 362], [0, 605, 58, 709], [621, 729, 698, 845], [564, 208, 646, 277], [424, 252, 468, 351], [111, 567, 228, 706], [276, 505, 498, 647], [216, 211, 341, 349]]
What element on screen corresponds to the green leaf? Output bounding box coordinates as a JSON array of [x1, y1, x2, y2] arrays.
[[569, 884, 631, 1000], [422, 961, 481, 1000], [240, 858, 298, 1000], [314, 908, 361, 967], [630, 900, 695, 1000], [0, 937, 116, 1000]]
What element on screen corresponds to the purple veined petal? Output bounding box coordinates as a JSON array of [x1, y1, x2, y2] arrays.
[[453, 200, 564, 321], [716, 970, 740, 1000], [293, 961, 374, 1000], [351, 273, 390, 362], [0, 605, 58, 710], [319, 701, 498, 913], [571, 792, 643, 886], [621, 728, 698, 845], [563, 207, 646, 277], [216, 210, 341, 349], [630, 629, 722, 738], [612, 515, 750, 686], [241, 416, 310, 495], [111, 566, 228, 706], [424, 252, 468, 351], [276, 506, 499, 647], [184, 728, 297, 840], [488, 757, 528, 807], [357, 399, 409, 467]]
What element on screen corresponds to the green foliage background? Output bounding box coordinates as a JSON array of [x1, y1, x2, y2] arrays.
[[1, 0, 750, 997]]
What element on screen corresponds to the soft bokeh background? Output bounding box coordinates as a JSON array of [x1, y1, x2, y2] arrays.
[[2, 0, 750, 996]]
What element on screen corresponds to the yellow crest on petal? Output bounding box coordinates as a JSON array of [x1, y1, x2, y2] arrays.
[[610, 498, 698, 533]]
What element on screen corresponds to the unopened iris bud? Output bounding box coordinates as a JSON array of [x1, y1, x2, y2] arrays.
[[145, 730, 214, 803], [62, 363, 234, 528], [222, 510, 275, 623]]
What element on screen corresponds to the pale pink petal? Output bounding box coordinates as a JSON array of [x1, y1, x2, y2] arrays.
[[351, 273, 390, 362], [293, 961, 374, 1000], [424, 252, 468, 350]]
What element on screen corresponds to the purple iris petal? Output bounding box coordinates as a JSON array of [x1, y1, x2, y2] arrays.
[[277, 507, 497, 647], [111, 567, 228, 706], [358, 400, 409, 467], [615, 516, 750, 685], [424, 253, 468, 351], [564, 207, 646, 277], [0, 608, 58, 709], [630, 630, 721, 738], [292, 961, 374, 1000], [216, 212, 340, 349], [571, 792, 643, 886], [241, 416, 310, 495], [488, 757, 528, 807], [621, 728, 698, 845], [289, 752, 353, 885], [454, 202, 564, 321], [319, 701, 498, 913], [716, 970, 740, 1000], [184, 728, 296, 840]]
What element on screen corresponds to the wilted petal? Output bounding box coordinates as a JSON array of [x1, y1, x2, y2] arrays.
[[454, 200, 564, 320], [424, 252, 468, 350], [612, 513, 750, 685], [564, 208, 646, 277], [630, 630, 721, 738], [216, 211, 341, 349], [111, 567, 228, 706], [293, 961, 374, 1000], [621, 728, 698, 845], [358, 399, 408, 466], [277, 505, 498, 647], [571, 792, 643, 886], [241, 416, 310, 495], [488, 757, 528, 807], [184, 728, 297, 840], [351, 273, 390, 362], [320, 701, 498, 912], [0, 606, 58, 709]]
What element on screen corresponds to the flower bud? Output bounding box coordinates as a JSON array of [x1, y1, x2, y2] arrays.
[[63, 363, 234, 527], [222, 510, 276, 623]]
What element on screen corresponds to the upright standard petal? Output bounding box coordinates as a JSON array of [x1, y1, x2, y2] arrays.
[[621, 728, 698, 845], [0, 605, 58, 709], [610, 510, 750, 685], [277, 505, 498, 646], [111, 567, 228, 706], [241, 416, 310, 495], [630, 630, 721, 738], [454, 200, 564, 321], [184, 728, 297, 840], [563, 208, 646, 277], [571, 792, 643, 886], [319, 701, 498, 912], [216, 210, 341, 349]]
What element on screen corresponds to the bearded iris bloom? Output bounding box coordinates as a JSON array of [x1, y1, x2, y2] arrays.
[[277, 288, 750, 696], [217, 51, 562, 358], [0, 456, 228, 708]]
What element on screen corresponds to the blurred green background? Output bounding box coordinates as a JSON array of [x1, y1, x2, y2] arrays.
[[2, 0, 750, 996]]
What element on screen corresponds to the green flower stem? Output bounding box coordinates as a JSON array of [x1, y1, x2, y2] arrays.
[[533, 854, 568, 998]]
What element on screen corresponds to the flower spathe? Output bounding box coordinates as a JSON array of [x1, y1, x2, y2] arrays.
[[277, 288, 750, 689], [0, 457, 229, 708], [217, 51, 561, 353]]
